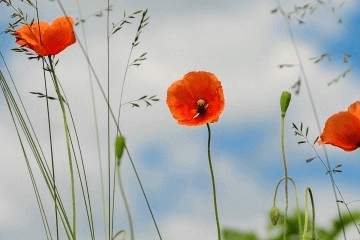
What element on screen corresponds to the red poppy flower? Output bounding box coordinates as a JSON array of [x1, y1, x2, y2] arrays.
[[318, 101, 360, 151], [14, 16, 76, 57], [166, 71, 225, 126]]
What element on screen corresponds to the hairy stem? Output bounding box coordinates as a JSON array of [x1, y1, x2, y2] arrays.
[[206, 123, 221, 240]]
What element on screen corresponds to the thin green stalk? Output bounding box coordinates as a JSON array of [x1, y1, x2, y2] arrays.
[[41, 57, 59, 240], [1, 70, 53, 240], [303, 187, 315, 240], [48, 56, 76, 240], [54, 3, 163, 239], [112, 10, 145, 238], [206, 123, 221, 240], [75, 0, 107, 237], [0, 65, 74, 238], [106, 0, 111, 238], [116, 163, 134, 240], [33, 0, 58, 233], [281, 115, 289, 240], [293, 180, 302, 239], [56, 76, 95, 240], [276, 2, 346, 238], [273, 177, 302, 239]]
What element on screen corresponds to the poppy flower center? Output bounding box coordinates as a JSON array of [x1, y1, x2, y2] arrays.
[[194, 99, 208, 118]]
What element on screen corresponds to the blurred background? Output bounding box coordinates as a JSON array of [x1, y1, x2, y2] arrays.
[[1, 0, 360, 239]]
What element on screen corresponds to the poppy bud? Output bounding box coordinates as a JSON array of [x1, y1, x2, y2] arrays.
[[115, 136, 125, 165], [270, 206, 280, 225], [280, 91, 291, 117]]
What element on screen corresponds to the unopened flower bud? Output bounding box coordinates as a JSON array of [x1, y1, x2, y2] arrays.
[[270, 206, 280, 225], [280, 91, 291, 117]]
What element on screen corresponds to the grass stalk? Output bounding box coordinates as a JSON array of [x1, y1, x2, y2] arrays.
[[54, 2, 162, 238], [75, 0, 108, 237], [0, 63, 74, 238]]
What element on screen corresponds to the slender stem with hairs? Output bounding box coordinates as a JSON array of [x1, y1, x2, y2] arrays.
[[116, 163, 134, 240], [303, 187, 315, 240], [281, 115, 289, 240], [48, 56, 76, 240], [206, 123, 221, 240]]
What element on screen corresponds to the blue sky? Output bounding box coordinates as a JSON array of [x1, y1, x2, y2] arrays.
[[1, 0, 360, 239]]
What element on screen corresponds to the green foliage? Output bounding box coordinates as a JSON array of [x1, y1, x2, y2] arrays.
[[222, 210, 360, 240], [223, 228, 259, 240]]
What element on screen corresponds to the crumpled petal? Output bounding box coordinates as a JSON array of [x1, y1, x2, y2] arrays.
[[43, 16, 76, 56], [15, 21, 49, 56], [318, 111, 360, 151], [14, 16, 76, 56], [347, 101, 360, 120]]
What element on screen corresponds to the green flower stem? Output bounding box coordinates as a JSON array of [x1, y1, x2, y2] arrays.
[[206, 123, 221, 240], [281, 115, 289, 240], [273, 177, 302, 239], [116, 163, 134, 240], [303, 187, 315, 240], [42, 57, 59, 240], [48, 56, 76, 240]]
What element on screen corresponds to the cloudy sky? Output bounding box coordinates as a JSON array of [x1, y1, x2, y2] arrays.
[[1, 0, 360, 239]]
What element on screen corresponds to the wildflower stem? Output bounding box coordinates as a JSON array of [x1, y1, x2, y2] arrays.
[[35, 0, 58, 234], [276, 2, 346, 238], [206, 123, 221, 240], [116, 163, 134, 240], [303, 187, 315, 240], [281, 115, 288, 240], [42, 57, 59, 240], [273, 177, 302, 239], [48, 56, 76, 240]]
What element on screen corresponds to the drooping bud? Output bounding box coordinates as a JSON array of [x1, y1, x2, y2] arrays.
[[115, 136, 125, 166], [270, 206, 280, 225], [280, 91, 291, 117]]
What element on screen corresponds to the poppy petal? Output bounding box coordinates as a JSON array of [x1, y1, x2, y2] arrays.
[[15, 21, 49, 56], [348, 101, 360, 121], [43, 16, 76, 56], [319, 111, 360, 151], [167, 79, 198, 123]]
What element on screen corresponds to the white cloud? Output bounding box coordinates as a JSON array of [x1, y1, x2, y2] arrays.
[[1, 0, 360, 239]]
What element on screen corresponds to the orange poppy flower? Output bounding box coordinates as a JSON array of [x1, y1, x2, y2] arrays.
[[318, 101, 360, 151], [14, 16, 76, 57], [166, 71, 225, 126]]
